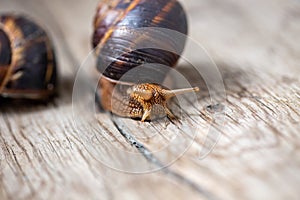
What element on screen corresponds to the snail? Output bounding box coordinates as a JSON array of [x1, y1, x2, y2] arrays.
[[0, 14, 57, 100], [92, 0, 199, 121]]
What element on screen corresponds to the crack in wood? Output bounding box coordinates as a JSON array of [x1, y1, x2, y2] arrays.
[[111, 114, 221, 200]]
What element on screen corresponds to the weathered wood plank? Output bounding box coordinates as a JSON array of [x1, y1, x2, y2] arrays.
[[0, 0, 300, 199]]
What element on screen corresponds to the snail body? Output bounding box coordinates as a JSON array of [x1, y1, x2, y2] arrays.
[[93, 0, 198, 121], [0, 14, 57, 100]]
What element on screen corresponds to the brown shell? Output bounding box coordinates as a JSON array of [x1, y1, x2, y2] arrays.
[[0, 14, 57, 99], [92, 0, 192, 121], [92, 0, 188, 83]]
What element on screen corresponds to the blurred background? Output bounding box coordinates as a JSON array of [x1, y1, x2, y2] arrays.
[[1, 0, 300, 77]]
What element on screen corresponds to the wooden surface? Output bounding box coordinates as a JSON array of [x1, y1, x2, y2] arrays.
[[1, 0, 300, 199]]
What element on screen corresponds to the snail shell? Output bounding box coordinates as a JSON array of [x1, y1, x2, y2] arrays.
[[0, 14, 57, 100], [92, 0, 198, 121]]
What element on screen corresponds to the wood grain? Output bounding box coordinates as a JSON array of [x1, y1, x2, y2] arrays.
[[0, 0, 300, 199]]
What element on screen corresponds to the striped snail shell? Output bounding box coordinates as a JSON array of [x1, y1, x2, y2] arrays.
[[92, 0, 198, 121], [0, 14, 57, 100]]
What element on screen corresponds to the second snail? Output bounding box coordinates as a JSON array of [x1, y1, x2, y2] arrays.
[[92, 0, 199, 122], [0, 14, 57, 100]]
